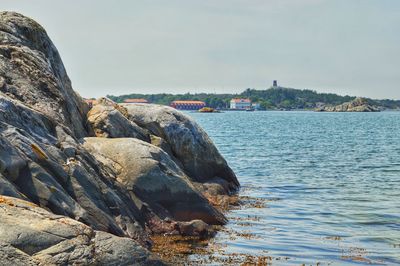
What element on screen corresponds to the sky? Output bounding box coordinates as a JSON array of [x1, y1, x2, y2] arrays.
[[1, 0, 400, 99]]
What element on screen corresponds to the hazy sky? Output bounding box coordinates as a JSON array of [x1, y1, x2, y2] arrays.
[[2, 0, 400, 99]]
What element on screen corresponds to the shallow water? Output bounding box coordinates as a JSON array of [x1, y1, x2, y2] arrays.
[[188, 111, 400, 265]]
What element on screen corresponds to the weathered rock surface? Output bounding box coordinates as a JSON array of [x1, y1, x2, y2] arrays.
[[0, 172, 25, 199], [87, 98, 150, 142], [0, 94, 149, 245], [0, 11, 239, 264], [315, 97, 380, 112], [83, 137, 226, 225], [122, 103, 239, 193], [0, 10, 151, 254], [0, 196, 163, 266], [0, 11, 89, 139]]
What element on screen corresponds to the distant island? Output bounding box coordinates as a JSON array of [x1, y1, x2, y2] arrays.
[[316, 97, 380, 112], [107, 86, 400, 111]]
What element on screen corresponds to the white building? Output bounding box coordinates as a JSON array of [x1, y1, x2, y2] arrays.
[[252, 102, 261, 110], [230, 98, 252, 109]]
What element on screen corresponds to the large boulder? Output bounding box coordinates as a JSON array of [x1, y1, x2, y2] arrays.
[[0, 12, 151, 247], [87, 98, 150, 142], [0, 11, 239, 264], [0, 196, 163, 266], [0, 95, 149, 245], [82, 137, 226, 225], [122, 103, 239, 193]]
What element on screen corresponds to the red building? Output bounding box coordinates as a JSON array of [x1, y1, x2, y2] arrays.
[[123, 98, 149, 104], [170, 100, 206, 110], [84, 98, 97, 109]]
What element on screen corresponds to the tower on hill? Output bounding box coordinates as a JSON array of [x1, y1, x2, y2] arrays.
[[273, 80, 278, 87]]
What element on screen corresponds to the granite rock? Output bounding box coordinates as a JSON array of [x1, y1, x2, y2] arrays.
[[0, 11, 239, 264], [83, 137, 227, 225], [0, 196, 163, 266], [123, 103, 239, 193], [87, 98, 150, 142]]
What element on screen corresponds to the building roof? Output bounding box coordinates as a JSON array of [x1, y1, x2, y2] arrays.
[[123, 98, 149, 103], [171, 100, 205, 105], [84, 99, 97, 105], [230, 98, 251, 103]]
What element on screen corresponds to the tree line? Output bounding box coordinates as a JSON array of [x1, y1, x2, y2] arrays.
[[107, 87, 400, 110]]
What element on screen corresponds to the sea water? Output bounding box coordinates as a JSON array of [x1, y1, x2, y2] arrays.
[[188, 111, 400, 265]]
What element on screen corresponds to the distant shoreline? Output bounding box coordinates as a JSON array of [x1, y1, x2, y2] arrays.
[[107, 87, 400, 111], [215, 108, 400, 112]]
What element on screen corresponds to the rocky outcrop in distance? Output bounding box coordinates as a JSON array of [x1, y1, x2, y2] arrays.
[[0, 11, 239, 265], [315, 97, 380, 112]]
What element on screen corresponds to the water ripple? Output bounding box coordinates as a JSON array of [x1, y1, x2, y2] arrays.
[[189, 111, 400, 265]]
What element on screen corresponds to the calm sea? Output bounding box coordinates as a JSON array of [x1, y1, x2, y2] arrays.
[[188, 111, 400, 265]]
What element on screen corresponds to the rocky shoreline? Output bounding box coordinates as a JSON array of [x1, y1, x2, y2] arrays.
[[315, 97, 380, 112], [0, 12, 239, 265]]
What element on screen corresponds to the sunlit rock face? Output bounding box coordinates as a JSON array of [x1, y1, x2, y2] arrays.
[[86, 98, 151, 141], [82, 137, 227, 225], [123, 103, 240, 193]]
